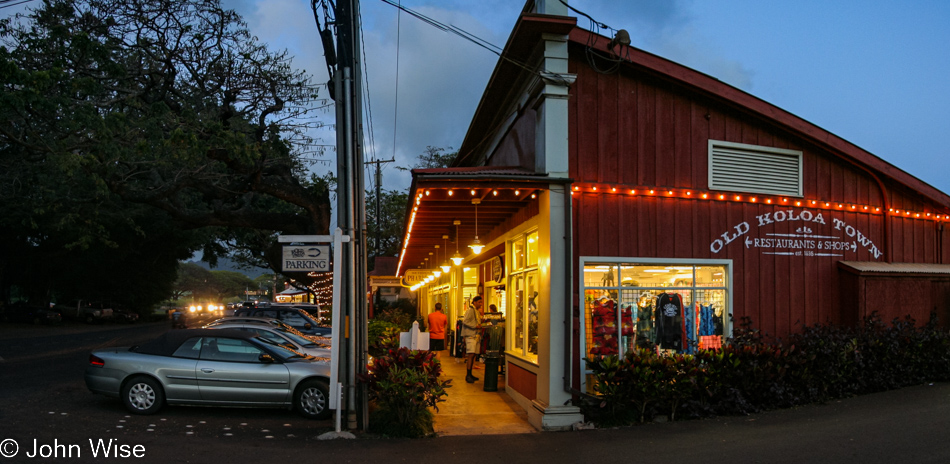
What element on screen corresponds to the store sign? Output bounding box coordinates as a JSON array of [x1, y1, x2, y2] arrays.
[[709, 209, 882, 259], [403, 269, 436, 286], [491, 256, 505, 282], [282, 245, 330, 271]]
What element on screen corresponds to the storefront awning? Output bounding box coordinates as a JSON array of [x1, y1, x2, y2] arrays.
[[839, 261, 950, 276], [396, 167, 569, 276]]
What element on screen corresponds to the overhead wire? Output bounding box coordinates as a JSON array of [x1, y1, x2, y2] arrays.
[[389, 0, 402, 183], [558, 0, 628, 74], [377, 0, 572, 87], [0, 0, 36, 10], [358, 3, 380, 192]]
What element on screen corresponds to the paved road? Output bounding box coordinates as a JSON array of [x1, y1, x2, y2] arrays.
[[1, 320, 948, 463]]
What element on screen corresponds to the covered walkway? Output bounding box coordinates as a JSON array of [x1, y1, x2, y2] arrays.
[[433, 354, 536, 436]]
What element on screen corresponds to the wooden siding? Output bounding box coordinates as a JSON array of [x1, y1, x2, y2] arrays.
[[487, 109, 536, 170], [567, 50, 949, 338], [506, 362, 537, 401]]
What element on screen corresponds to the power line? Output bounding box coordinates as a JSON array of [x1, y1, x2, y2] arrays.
[[358, 6, 378, 168], [378, 0, 502, 55], [377, 0, 573, 87], [0, 0, 35, 10], [390, 0, 402, 168]]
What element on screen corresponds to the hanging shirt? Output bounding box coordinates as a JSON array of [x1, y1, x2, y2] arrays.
[[656, 292, 684, 351], [683, 301, 696, 354]]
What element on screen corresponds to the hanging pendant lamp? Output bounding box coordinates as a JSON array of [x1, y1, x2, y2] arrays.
[[440, 235, 452, 273], [451, 220, 464, 265], [469, 199, 484, 254]]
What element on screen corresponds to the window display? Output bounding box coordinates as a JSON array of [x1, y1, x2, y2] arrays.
[[582, 262, 729, 360], [508, 231, 541, 363]]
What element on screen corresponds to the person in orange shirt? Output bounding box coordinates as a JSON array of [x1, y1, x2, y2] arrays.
[[427, 302, 448, 360]]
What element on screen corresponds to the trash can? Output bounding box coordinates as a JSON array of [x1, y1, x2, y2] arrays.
[[483, 326, 504, 392], [446, 331, 456, 357], [483, 352, 500, 392]]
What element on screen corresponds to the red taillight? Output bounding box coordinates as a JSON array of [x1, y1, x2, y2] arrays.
[[89, 354, 105, 367]]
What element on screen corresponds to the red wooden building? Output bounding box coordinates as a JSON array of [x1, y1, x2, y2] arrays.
[[398, 1, 950, 430]]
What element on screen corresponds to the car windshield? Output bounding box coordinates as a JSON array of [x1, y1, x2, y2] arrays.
[[276, 328, 329, 348], [257, 338, 312, 361], [274, 321, 309, 336]]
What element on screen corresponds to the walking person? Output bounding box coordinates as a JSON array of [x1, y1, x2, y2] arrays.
[[427, 302, 448, 360], [462, 296, 484, 383]]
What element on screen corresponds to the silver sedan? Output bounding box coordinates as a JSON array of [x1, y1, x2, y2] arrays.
[[85, 328, 332, 419], [205, 320, 331, 358]]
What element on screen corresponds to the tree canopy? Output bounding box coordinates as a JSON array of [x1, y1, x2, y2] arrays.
[[0, 0, 332, 307]]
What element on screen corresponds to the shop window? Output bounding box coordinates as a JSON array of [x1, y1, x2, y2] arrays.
[[708, 140, 802, 197], [487, 285, 507, 316], [512, 239, 525, 271], [508, 230, 540, 363], [581, 259, 731, 390], [526, 231, 539, 267], [462, 267, 478, 285]]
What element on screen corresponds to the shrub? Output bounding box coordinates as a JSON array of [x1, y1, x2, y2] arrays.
[[367, 319, 401, 358], [374, 299, 418, 330], [359, 347, 451, 438], [581, 312, 950, 427]]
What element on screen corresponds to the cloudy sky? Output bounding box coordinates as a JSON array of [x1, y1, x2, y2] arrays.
[[247, 0, 948, 197], [5, 0, 949, 198]]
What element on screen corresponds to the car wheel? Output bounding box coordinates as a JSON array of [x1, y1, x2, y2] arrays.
[[122, 376, 164, 415], [295, 379, 331, 420]]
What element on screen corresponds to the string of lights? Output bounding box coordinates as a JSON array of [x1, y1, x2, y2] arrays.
[[396, 187, 539, 276], [569, 183, 949, 221]]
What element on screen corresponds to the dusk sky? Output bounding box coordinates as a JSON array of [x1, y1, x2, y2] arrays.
[[237, 0, 950, 198], [6, 0, 949, 198]]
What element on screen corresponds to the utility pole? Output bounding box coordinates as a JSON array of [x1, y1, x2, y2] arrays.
[[314, 0, 368, 431], [365, 158, 395, 258]]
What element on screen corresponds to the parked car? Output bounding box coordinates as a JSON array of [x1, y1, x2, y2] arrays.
[[204, 318, 331, 358], [85, 328, 331, 419], [233, 305, 331, 336], [285, 304, 328, 324], [113, 309, 140, 324], [210, 317, 332, 345], [57, 300, 114, 323], [187, 302, 224, 316], [1, 302, 62, 325]]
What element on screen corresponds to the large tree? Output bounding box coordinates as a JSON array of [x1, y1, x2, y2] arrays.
[[365, 188, 409, 263], [0, 0, 332, 304], [364, 146, 458, 271]]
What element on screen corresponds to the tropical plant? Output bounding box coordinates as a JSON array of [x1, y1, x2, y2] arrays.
[[359, 348, 451, 437]]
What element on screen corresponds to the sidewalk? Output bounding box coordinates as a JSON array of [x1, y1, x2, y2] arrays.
[[133, 381, 950, 464], [432, 352, 536, 436]]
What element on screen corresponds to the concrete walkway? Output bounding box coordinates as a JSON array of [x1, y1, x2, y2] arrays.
[[432, 353, 537, 436]]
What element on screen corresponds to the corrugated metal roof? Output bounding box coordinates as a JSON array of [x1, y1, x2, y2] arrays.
[[839, 261, 950, 275]]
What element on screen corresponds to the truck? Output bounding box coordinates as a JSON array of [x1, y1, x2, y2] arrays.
[[58, 300, 114, 323]]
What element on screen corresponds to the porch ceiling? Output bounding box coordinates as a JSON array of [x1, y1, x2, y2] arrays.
[[396, 169, 563, 276]]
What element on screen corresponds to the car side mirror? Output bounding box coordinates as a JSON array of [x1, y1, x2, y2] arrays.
[[304, 323, 312, 330], [259, 353, 276, 363]]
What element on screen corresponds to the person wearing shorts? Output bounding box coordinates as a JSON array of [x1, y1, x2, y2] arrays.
[[462, 296, 484, 383], [427, 303, 448, 359]]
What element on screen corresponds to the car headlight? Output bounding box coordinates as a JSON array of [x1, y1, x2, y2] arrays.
[[189, 306, 197, 313]]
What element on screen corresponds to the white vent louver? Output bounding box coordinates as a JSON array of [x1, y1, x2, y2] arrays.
[[708, 140, 803, 197]]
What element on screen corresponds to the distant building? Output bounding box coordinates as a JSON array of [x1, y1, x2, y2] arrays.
[[274, 287, 307, 303], [368, 256, 411, 318]]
